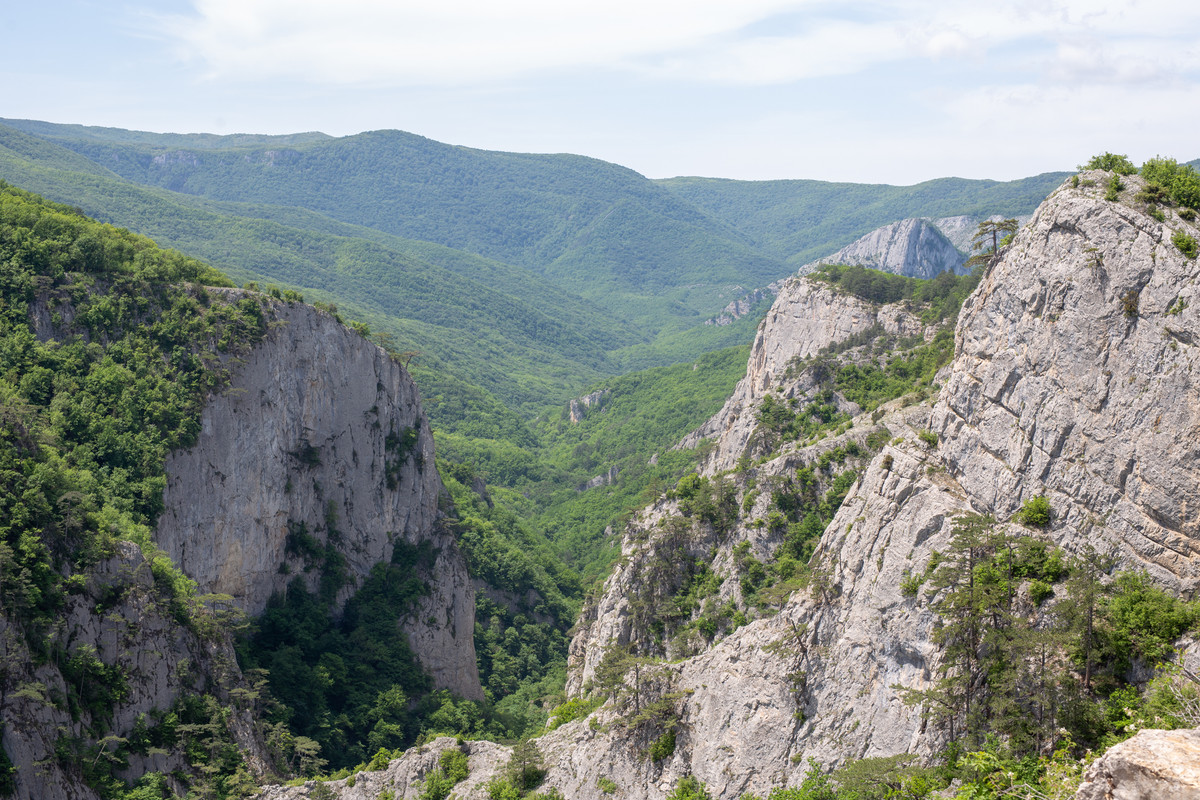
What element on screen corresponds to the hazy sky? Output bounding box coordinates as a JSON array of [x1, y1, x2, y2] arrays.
[[5, 1, 1198, 183]]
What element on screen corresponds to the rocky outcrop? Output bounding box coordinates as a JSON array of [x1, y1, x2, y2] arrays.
[[554, 407, 964, 800], [0, 542, 270, 800], [578, 465, 620, 492], [706, 287, 776, 326], [256, 737, 511, 800], [932, 172, 1200, 591], [155, 296, 482, 698], [680, 279, 926, 472], [260, 173, 1200, 800], [1075, 727, 1200, 799], [800, 218, 965, 279], [569, 389, 609, 423]]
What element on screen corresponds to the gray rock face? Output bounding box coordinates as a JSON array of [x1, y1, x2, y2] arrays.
[[547, 174, 1200, 798], [680, 278, 925, 472], [1, 543, 270, 800], [1075, 727, 1200, 799], [801, 218, 965, 278], [155, 296, 482, 698], [569, 389, 609, 423], [557, 409, 965, 800], [260, 174, 1200, 800], [256, 737, 511, 800], [932, 172, 1200, 591]]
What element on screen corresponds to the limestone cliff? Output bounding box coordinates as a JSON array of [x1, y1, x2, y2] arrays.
[[679, 278, 926, 472], [933, 171, 1200, 591], [542, 172, 1200, 798], [800, 217, 966, 279], [253, 172, 1200, 799], [0, 542, 271, 800], [155, 294, 482, 699]]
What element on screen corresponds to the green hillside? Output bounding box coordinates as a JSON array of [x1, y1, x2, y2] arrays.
[[2, 121, 787, 322], [0, 124, 638, 416], [656, 172, 1070, 264], [0, 119, 1076, 417]]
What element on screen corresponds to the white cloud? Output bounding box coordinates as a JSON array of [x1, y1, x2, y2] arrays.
[[157, 0, 810, 84], [153, 0, 1200, 92]]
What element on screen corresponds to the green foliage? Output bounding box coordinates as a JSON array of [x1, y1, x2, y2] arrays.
[[1120, 289, 1140, 318], [1082, 153, 1137, 175], [900, 571, 924, 598], [597, 776, 618, 794], [830, 754, 938, 800], [547, 696, 603, 731], [965, 219, 1018, 270], [1100, 571, 1200, 671], [0, 183, 263, 633], [236, 546, 436, 770], [417, 747, 470, 800], [810, 264, 979, 323], [832, 328, 957, 412], [506, 738, 546, 793], [1104, 174, 1124, 202], [1140, 156, 1200, 210], [526, 345, 749, 581], [900, 515, 1200, 758], [648, 728, 676, 761], [666, 775, 713, 800], [917, 429, 938, 448], [1173, 230, 1198, 260], [1016, 496, 1052, 527]]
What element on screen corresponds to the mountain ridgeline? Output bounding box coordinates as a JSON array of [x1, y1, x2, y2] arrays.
[[0, 118, 1067, 420]]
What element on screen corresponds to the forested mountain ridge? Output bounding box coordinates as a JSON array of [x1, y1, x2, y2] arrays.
[[0, 118, 1077, 419], [656, 172, 1069, 265]]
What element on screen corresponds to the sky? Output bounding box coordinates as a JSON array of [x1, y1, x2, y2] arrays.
[[3, 0, 1199, 184]]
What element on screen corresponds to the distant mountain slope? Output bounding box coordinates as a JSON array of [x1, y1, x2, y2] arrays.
[[800, 217, 966, 278], [0, 124, 634, 414], [656, 172, 1069, 265], [1, 120, 788, 321], [0, 117, 1087, 418]]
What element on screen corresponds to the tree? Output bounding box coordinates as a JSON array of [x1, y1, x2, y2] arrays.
[[507, 738, 546, 792], [965, 219, 1018, 270]]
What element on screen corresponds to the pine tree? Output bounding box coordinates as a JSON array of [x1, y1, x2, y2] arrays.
[[966, 219, 1019, 269]]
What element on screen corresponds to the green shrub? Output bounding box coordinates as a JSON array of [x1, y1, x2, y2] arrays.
[[648, 728, 676, 761], [1103, 571, 1200, 668], [1173, 230, 1198, 260], [666, 776, 712, 800], [1181, 208, 1197, 222], [1029, 580, 1054, 606], [1147, 205, 1166, 223], [1121, 289, 1140, 319], [1105, 174, 1124, 202], [900, 571, 924, 598], [1017, 496, 1052, 527], [917, 429, 938, 448], [1083, 153, 1137, 174], [598, 776, 618, 794]]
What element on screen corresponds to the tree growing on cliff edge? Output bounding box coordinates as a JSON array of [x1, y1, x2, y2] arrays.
[[965, 218, 1019, 270]]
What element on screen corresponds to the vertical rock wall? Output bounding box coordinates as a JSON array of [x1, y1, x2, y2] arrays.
[[155, 296, 481, 699]]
